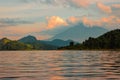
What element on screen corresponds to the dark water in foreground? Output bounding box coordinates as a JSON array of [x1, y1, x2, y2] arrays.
[[0, 51, 120, 80]]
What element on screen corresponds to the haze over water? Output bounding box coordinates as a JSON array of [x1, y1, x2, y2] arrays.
[[0, 51, 120, 80]]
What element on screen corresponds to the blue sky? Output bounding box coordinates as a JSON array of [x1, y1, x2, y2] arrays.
[[0, 0, 120, 40]]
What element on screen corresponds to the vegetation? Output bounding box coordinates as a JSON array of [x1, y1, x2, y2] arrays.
[[24, 42, 57, 50], [18, 35, 57, 50], [0, 36, 58, 50], [0, 29, 119, 50], [59, 29, 120, 50], [0, 38, 33, 50]]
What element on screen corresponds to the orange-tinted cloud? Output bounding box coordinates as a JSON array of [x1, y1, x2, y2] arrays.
[[97, 2, 112, 13], [82, 16, 120, 28], [116, 18, 120, 23], [82, 17, 93, 26], [101, 16, 116, 23], [71, 0, 120, 8], [112, 4, 120, 8], [68, 16, 80, 23], [82, 17, 102, 26], [71, 0, 90, 7], [47, 16, 68, 29], [101, 16, 120, 28], [24, 0, 120, 8]]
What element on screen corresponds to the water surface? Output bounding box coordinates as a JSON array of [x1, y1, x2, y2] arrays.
[[0, 51, 120, 80]]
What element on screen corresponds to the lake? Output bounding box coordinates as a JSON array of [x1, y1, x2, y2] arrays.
[[0, 51, 120, 80]]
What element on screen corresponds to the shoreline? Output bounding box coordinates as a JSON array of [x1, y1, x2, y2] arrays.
[[0, 49, 120, 51]]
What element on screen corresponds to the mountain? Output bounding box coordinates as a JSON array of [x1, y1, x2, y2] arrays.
[[0, 38, 33, 50], [40, 39, 74, 47], [0, 38, 11, 44], [18, 35, 57, 50], [19, 35, 74, 47], [19, 35, 37, 43], [50, 23, 108, 42], [59, 29, 120, 50]]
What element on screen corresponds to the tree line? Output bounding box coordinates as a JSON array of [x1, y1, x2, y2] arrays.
[[59, 29, 120, 50]]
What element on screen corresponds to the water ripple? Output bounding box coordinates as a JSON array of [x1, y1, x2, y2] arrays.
[[0, 51, 120, 80]]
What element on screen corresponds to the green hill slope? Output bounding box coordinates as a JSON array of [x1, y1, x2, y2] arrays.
[[0, 38, 33, 50], [59, 29, 120, 50]]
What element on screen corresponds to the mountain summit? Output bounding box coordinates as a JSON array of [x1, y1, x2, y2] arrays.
[[18, 35, 37, 43], [50, 23, 108, 42]]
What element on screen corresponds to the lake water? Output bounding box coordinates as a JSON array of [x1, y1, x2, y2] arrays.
[[0, 51, 120, 80]]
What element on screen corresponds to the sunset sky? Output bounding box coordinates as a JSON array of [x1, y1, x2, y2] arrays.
[[0, 0, 120, 40]]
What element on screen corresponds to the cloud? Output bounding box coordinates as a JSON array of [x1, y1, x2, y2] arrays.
[[112, 4, 120, 8], [46, 15, 120, 29], [82, 16, 120, 29], [22, 0, 120, 8], [0, 18, 33, 27], [68, 16, 80, 23], [101, 16, 120, 26], [70, 0, 91, 7], [0, 4, 34, 13], [97, 2, 112, 13], [46, 16, 68, 29], [101, 16, 115, 23], [101, 16, 120, 29], [22, 0, 95, 8], [82, 17, 101, 26]]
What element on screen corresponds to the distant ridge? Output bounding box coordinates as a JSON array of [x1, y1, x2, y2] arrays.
[[18, 35, 74, 48], [40, 39, 74, 47]]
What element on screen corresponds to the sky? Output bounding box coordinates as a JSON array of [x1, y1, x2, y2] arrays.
[[0, 0, 120, 40]]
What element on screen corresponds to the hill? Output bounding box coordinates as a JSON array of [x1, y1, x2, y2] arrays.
[[0, 38, 33, 50], [19, 35, 74, 47], [59, 29, 120, 50], [18, 35, 57, 50]]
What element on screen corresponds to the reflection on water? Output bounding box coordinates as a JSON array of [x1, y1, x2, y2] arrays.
[[0, 51, 120, 80]]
